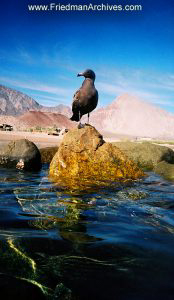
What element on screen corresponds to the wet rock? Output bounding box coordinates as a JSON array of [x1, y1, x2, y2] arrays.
[[114, 141, 174, 170], [0, 139, 41, 171], [40, 146, 58, 163], [49, 125, 144, 189], [0, 238, 36, 279], [154, 161, 174, 180], [43, 254, 136, 300], [117, 188, 149, 200], [0, 273, 48, 300], [54, 282, 72, 300]]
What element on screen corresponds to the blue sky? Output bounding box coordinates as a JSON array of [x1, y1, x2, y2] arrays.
[[0, 0, 174, 112]]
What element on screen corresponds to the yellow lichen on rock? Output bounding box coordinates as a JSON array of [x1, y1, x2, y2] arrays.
[[49, 125, 144, 189]]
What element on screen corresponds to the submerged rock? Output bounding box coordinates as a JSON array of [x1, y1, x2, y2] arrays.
[[0, 139, 41, 171], [117, 187, 149, 200], [0, 238, 52, 299], [113, 141, 174, 170], [54, 283, 72, 300], [49, 125, 144, 189], [43, 254, 137, 300], [0, 274, 47, 300]]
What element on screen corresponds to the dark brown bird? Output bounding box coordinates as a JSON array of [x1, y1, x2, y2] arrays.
[[70, 69, 98, 125]]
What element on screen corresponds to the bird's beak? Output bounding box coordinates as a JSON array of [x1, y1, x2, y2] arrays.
[[77, 72, 83, 77]]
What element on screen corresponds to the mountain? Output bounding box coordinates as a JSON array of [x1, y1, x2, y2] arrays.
[[90, 94, 174, 139], [40, 104, 71, 117], [0, 85, 41, 115], [0, 111, 74, 130], [0, 85, 71, 117], [18, 111, 74, 129], [1, 84, 174, 139]]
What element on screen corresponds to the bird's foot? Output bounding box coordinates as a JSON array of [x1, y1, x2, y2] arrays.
[[77, 123, 85, 129], [84, 123, 91, 126]]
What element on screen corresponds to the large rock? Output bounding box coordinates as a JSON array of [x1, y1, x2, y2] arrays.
[[40, 146, 58, 163], [113, 141, 174, 170], [49, 125, 144, 189], [0, 139, 41, 171], [154, 161, 174, 180]]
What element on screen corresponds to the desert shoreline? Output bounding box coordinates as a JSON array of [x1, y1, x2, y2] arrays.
[[1, 130, 174, 151], [0, 130, 124, 149], [0, 131, 63, 149]]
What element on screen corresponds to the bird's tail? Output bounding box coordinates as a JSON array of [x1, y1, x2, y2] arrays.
[[70, 114, 80, 122]]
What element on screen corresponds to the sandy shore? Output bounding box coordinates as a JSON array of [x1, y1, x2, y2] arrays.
[[1, 130, 173, 151], [0, 130, 123, 149], [0, 131, 63, 149]]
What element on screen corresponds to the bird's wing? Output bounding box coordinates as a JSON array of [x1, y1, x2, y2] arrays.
[[72, 89, 81, 111], [73, 88, 81, 102]]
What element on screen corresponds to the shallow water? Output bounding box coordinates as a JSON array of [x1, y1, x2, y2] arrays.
[[0, 165, 174, 299]]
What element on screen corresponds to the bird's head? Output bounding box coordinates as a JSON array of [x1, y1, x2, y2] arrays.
[[77, 69, 96, 81]]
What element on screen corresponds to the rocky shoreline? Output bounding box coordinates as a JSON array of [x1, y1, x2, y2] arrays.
[[0, 125, 174, 181], [0, 125, 174, 299]]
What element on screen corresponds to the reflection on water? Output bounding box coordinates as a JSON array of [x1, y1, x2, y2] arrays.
[[0, 166, 174, 299]]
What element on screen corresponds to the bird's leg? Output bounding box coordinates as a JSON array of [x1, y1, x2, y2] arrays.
[[78, 122, 82, 129], [85, 113, 90, 126], [78, 110, 81, 127], [88, 113, 90, 124], [77, 111, 85, 129], [78, 122, 85, 129]]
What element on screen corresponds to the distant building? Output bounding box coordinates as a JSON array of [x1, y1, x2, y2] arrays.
[[55, 128, 61, 133], [48, 128, 69, 136], [0, 124, 13, 131]]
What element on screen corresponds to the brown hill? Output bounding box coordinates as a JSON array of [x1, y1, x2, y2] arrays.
[[18, 111, 75, 129], [90, 94, 174, 139], [0, 115, 25, 130], [40, 104, 71, 117]]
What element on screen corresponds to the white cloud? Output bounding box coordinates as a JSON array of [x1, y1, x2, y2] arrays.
[[30, 93, 70, 106], [96, 67, 174, 108], [1, 57, 173, 111], [97, 82, 125, 96], [0, 76, 73, 97], [0, 76, 74, 106], [16, 47, 36, 64], [96, 66, 174, 93]]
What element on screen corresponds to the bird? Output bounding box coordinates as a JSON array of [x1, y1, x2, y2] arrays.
[[70, 69, 98, 127]]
